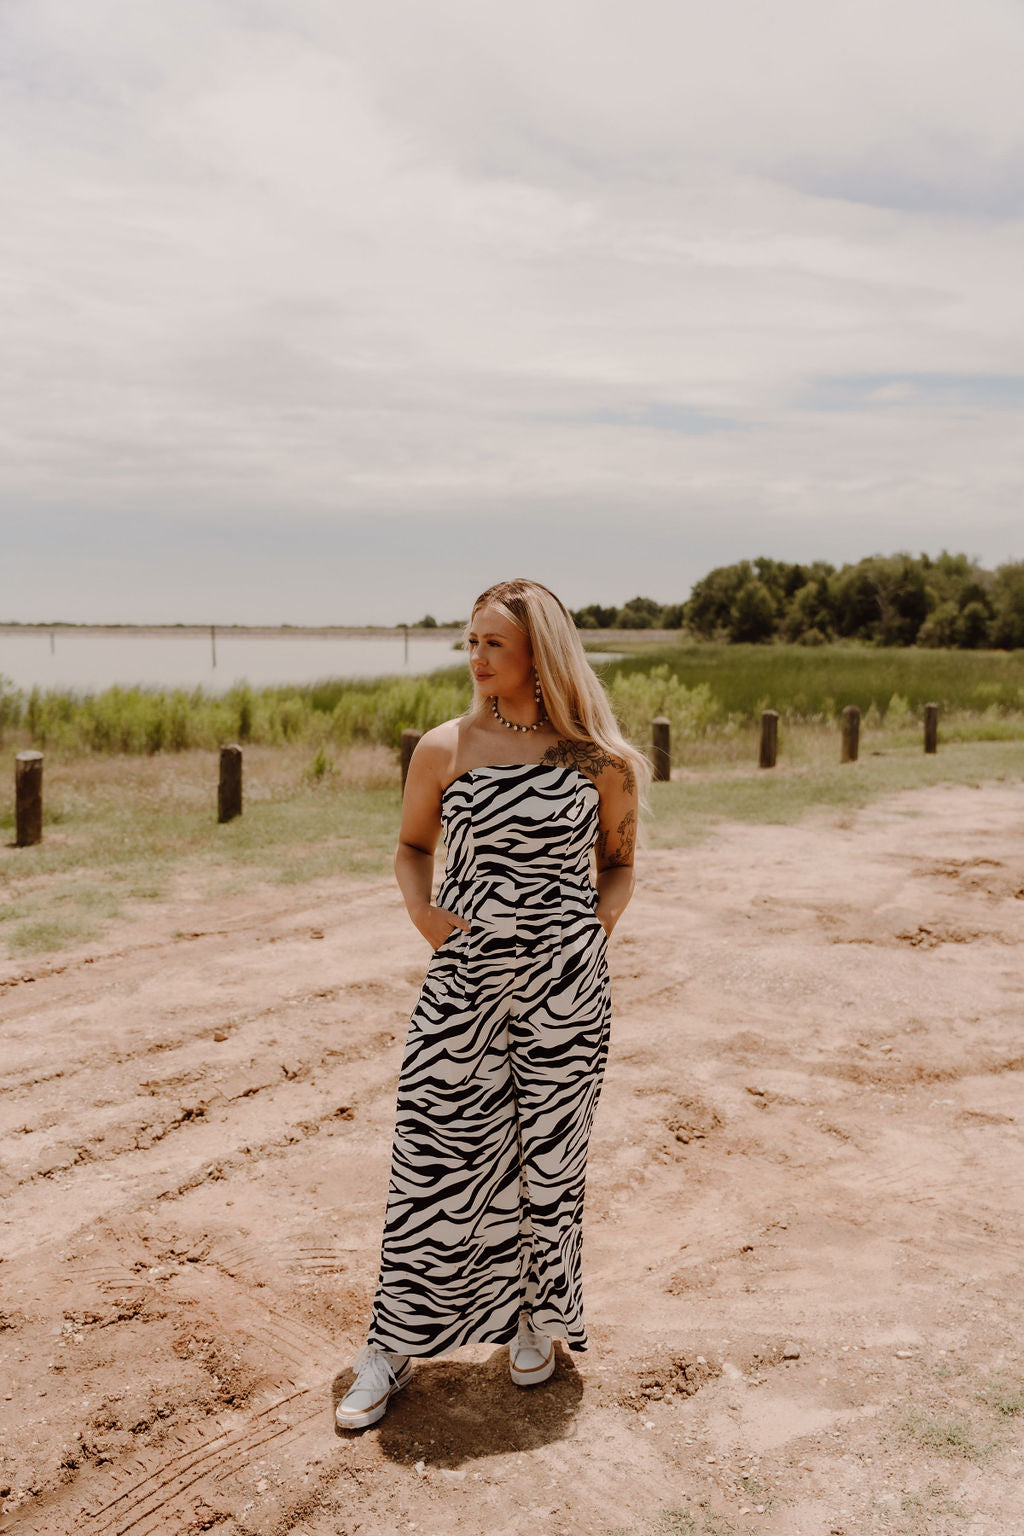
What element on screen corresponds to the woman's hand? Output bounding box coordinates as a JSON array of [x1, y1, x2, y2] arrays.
[[413, 904, 472, 951], [595, 886, 630, 940]]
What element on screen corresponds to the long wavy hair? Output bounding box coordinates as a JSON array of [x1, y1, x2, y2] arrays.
[[467, 578, 650, 791]]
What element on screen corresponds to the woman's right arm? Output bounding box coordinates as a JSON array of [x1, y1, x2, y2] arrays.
[[394, 733, 472, 950]]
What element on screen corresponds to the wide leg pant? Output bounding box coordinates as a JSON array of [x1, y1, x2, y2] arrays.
[[367, 910, 610, 1358]]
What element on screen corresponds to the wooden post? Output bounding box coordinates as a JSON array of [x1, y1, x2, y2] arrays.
[[651, 717, 671, 782], [15, 750, 44, 847], [841, 705, 860, 764], [401, 728, 422, 791], [211, 624, 217, 669], [924, 702, 938, 755], [218, 744, 243, 822], [759, 710, 779, 769]]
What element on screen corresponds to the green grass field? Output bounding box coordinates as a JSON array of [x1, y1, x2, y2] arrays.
[[2, 727, 1021, 957], [601, 641, 1024, 720], [0, 746, 402, 956], [3, 639, 1022, 957]]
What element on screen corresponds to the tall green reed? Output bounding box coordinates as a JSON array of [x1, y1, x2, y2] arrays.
[[4, 644, 1023, 760]]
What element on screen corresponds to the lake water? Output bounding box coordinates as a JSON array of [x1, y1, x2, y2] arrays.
[[0, 629, 467, 694]]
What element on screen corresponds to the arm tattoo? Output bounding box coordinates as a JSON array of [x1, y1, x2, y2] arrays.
[[541, 738, 636, 794], [602, 809, 636, 868]]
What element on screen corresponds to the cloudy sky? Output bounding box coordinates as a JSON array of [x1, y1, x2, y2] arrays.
[[3, 0, 1023, 624]]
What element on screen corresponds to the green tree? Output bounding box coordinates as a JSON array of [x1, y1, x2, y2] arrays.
[[752, 557, 813, 611], [916, 600, 959, 648], [954, 601, 992, 649], [833, 555, 929, 644], [958, 579, 993, 614], [833, 564, 881, 638], [877, 559, 930, 645], [921, 550, 981, 606], [572, 603, 619, 629], [730, 579, 776, 643], [685, 562, 754, 638], [616, 595, 663, 629], [990, 561, 1024, 649], [780, 578, 835, 642]]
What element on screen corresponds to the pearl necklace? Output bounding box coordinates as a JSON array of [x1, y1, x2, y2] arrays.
[[490, 696, 547, 733]]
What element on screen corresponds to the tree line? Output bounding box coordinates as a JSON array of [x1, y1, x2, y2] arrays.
[[571, 552, 1024, 649]]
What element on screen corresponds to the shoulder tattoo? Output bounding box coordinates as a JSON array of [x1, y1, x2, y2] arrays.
[[541, 738, 636, 795]]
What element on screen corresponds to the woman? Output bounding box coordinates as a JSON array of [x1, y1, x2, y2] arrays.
[[336, 577, 645, 1429]]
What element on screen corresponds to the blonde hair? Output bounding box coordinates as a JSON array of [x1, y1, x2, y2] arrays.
[[468, 578, 650, 791]]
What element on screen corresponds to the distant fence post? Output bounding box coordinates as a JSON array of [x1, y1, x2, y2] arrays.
[[924, 702, 938, 755], [651, 717, 671, 783], [218, 745, 243, 823], [841, 705, 860, 764], [759, 710, 779, 770], [15, 750, 44, 847], [401, 729, 422, 792]]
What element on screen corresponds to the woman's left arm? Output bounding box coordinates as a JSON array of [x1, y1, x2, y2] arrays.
[[594, 760, 638, 938]]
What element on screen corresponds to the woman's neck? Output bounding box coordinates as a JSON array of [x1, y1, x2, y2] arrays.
[[487, 690, 545, 732]]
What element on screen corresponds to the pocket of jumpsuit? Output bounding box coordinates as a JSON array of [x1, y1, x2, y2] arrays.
[[401, 926, 475, 1103], [408, 925, 472, 1034], [582, 894, 609, 964]]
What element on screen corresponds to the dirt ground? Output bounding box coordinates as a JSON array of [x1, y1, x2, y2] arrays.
[[2, 780, 1023, 1536]]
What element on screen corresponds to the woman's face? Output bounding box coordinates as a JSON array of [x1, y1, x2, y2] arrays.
[[466, 604, 533, 698]]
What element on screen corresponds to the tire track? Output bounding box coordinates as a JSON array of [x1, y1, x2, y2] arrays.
[[2, 1389, 324, 1536], [0, 880, 395, 998], [291, 1246, 354, 1275]]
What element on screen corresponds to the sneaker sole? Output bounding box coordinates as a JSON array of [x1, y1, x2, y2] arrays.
[[510, 1340, 555, 1387], [335, 1360, 413, 1429]]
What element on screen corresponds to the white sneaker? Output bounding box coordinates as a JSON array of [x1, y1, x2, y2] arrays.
[[335, 1345, 412, 1429], [509, 1317, 555, 1387]]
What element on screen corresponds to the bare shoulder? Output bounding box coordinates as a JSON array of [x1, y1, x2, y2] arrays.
[[411, 718, 463, 786], [416, 718, 462, 754], [540, 737, 636, 795]]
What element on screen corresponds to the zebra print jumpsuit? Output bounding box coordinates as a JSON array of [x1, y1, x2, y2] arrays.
[[367, 760, 611, 1358]]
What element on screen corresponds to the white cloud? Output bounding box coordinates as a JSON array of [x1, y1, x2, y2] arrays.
[[1, 0, 1023, 620]]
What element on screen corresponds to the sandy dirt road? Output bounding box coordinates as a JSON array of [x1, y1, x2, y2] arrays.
[[2, 781, 1023, 1536]]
